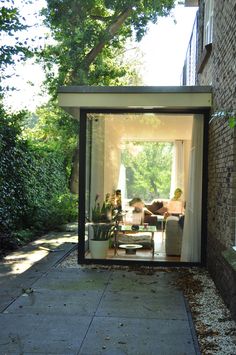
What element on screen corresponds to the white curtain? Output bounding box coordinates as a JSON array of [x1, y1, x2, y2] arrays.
[[117, 163, 127, 200], [181, 114, 204, 262], [170, 140, 184, 198]]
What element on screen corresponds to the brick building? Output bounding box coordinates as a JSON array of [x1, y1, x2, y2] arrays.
[[57, 0, 235, 320], [182, 0, 236, 320]]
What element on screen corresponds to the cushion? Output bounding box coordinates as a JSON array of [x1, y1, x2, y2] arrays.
[[144, 207, 152, 216], [117, 233, 153, 249], [145, 200, 163, 214], [167, 200, 183, 214], [154, 206, 168, 215]]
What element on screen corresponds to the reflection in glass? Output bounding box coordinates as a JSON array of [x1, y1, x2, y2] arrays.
[[83, 113, 202, 263]]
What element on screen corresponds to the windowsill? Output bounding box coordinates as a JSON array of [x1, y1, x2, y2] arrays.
[[197, 43, 212, 74]]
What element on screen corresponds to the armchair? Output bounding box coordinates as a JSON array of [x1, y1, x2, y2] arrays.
[[165, 216, 183, 256], [144, 200, 167, 227]]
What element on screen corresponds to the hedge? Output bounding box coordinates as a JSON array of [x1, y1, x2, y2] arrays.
[[0, 106, 78, 247]]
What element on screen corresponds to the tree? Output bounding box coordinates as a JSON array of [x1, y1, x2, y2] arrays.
[[0, 0, 34, 92], [40, 0, 175, 193], [41, 0, 175, 91], [122, 141, 173, 200], [23, 100, 79, 185]]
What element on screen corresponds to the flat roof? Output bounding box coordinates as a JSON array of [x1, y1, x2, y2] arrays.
[[58, 86, 212, 114], [58, 86, 212, 94]]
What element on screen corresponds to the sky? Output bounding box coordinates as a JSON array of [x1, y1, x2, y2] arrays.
[[138, 5, 197, 85], [3, 1, 197, 112]]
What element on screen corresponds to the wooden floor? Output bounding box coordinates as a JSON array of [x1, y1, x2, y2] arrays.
[[86, 231, 180, 262]]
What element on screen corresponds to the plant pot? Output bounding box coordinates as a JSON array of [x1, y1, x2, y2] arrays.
[[89, 239, 109, 259]]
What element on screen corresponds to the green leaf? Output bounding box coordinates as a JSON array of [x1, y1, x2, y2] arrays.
[[228, 117, 236, 129]]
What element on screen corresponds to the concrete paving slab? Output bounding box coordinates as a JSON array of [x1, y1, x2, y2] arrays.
[[0, 313, 90, 354], [0, 246, 76, 313], [96, 289, 187, 320], [0, 231, 77, 285], [107, 269, 176, 292], [34, 268, 111, 291], [78, 316, 196, 355], [0, 225, 200, 355], [6, 289, 104, 316], [0, 224, 78, 312]]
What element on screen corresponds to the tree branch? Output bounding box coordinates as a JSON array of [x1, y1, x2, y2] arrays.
[[90, 15, 113, 21], [85, 7, 133, 67], [71, 6, 133, 82]]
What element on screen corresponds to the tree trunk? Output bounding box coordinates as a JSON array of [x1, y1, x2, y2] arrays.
[[69, 144, 80, 194], [71, 6, 133, 83], [69, 6, 135, 187]]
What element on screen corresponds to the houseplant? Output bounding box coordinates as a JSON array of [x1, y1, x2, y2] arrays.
[[89, 193, 118, 258], [89, 223, 115, 258], [91, 191, 122, 223], [89, 191, 125, 258]]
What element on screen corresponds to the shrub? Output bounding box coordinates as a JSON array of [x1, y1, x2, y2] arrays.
[[39, 193, 78, 230], [0, 232, 19, 258], [12, 229, 35, 246], [0, 107, 29, 233], [0, 105, 78, 251]]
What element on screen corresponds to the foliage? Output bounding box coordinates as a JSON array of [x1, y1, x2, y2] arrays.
[[228, 117, 236, 129], [0, 104, 78, 240], [0, 0, 34, 91], [91, 223, 115, 241], [40, 0, 175, 93], [0, 105, 30, 232], [0, 232, 19, 258], [12, 229, 35, 246], [38, 0, 175, 194], [92, 193, 111, 223], [23, 100, 79, 179], [210, 110, 236, 128], [36, 192, 78, 230], [122, 141, 173, 201], [92, 191, 122, 223], [0, 0, 177, 253], [22, 148, 70, 230]]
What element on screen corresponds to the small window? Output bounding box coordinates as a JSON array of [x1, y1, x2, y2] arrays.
[[204, 0, 214, 46]]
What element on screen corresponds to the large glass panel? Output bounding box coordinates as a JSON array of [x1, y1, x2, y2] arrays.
[[84, 112, 202, 263]]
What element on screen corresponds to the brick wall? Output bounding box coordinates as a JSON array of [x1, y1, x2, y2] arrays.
[[208, 117, 235, 247], [212, 0, 236, 110], [197, 0, 236, 320], [197, 0, 236, 109]]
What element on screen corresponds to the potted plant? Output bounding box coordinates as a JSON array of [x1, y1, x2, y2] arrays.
[[89, 191, 124, 258], [92, 193, 113, 223], [89, 223, 115, 259]]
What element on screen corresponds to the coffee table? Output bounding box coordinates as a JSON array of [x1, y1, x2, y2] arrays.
[[114, 225, 156, 257], [119, 244, 143, 255]]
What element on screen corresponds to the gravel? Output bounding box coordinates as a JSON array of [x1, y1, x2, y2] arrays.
[[175, 268, 236, 355], [58, 251, 236, 355]]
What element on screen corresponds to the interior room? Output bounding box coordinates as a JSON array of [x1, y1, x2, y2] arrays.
[[84, 112, 204, 263]]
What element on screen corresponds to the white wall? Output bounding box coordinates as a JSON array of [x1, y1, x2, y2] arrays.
[[90, 113, 193, 208]]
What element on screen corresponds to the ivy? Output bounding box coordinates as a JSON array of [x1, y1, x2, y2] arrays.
[[210, 110, 236, 128], [0, 105, 77, 239]]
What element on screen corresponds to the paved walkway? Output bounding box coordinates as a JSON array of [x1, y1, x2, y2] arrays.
[[0, 225, 200, 355]]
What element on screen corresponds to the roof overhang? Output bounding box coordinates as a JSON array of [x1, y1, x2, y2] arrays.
[[58, 86, 212, 116]]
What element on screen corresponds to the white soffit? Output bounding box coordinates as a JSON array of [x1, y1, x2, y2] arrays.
[[58, 86, 212, 114]]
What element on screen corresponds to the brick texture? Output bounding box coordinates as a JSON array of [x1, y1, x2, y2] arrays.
[[197, 0, 236, 320]]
